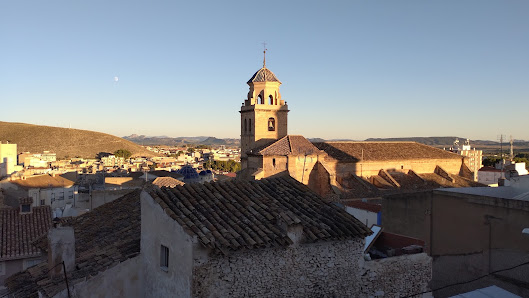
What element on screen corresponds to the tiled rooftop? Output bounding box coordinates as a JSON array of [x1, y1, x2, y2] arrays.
[[313, 142, 463, 162], [0, 206, 52, 261], [6, 189, 141, 297], [146, 176, 372, 255], [252, 135, 322, 156], [247, 67, 281, 84], [12, 174, 77, 189], [340, 172, 484, 199], [152, 176, 185, 188]]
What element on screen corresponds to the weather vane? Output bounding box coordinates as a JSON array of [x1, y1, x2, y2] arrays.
[[262, 41, 267, 67]]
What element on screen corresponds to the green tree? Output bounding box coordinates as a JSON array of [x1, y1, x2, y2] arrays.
[[114, 149, 132, 159]]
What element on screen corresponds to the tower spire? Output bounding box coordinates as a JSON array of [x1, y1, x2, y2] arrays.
[[262, 42, 267, 68]]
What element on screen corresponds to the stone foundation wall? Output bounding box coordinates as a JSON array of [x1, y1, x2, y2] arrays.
[[361, 253, 432, 297], [193, 240, 431, 297], [193, 239, 365, 297]]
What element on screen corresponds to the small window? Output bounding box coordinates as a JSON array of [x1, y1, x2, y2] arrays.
[[272, 158, 276, 167], [258, 94, 264, 104], [268, 118, 275, 131], [160, 245, 169, 271], [21, 204, 31, 213], [249, 119, 252, 132], [23, 258, 42, 270], [244, 119, 247, 133], [40, 199, 45, 206], [269, 95, 273, 105]]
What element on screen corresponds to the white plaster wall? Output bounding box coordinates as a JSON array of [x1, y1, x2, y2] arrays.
[[346, 207, 378, 228], [141, 191, 194, 298]]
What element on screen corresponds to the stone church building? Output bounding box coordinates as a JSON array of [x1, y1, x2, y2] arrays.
[[238, 59, 481, 198]]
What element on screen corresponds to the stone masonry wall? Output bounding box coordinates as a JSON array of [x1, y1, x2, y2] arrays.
[[192, 239, 432, 297], [193, 239, 365, 298], [361, 253, 432, 297]]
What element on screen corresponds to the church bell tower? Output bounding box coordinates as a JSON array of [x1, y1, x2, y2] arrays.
[[240, 50, 289, 168]]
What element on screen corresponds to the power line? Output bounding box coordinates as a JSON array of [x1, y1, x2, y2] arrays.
[[401, 259, 529, 298]]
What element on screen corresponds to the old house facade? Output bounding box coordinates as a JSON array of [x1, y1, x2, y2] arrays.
[[6, 178, 432, 297], [382, 176, 529, 297], [0, 199, 51, 288]]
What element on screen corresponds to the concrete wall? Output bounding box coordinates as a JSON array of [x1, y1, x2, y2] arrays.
[[28, 186, 79, 209], [77, 189, 133, 210], [0, 144, 17, 176], [0, 259, 22, 287], [0, 256, 44, 288], [346, 206, 379, 228], [141, 191, 194, 298], [55, 256, 141, 298], [323, 158, 463, 179], [382, 190, 529, 296]]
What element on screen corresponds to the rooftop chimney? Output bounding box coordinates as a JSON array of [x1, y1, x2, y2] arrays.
[[48, 227, 75, 278]]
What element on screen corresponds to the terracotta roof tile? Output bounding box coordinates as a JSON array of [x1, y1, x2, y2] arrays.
[[146, 176, 372, 254], [152, 177, 185, 188], [247, 67, 281, 84], [0, 206, 52, 261], [12, 174, 76, 189], [314, 141, 463, 162], [5, 190, 141, 297], [253, 135, 322, 156]]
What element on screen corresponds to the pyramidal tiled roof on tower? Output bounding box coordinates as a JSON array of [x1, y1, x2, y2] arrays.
[[251, 135, 322, 156], [247, 67, 281, 84]]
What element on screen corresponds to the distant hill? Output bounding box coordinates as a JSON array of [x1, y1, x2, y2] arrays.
[[124, 135, 240, 146], [0, 122, 157, 159], [364, 136, 529, 153]]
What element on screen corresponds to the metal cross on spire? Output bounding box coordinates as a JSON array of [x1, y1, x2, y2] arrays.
[[262, 41, 267, 68]]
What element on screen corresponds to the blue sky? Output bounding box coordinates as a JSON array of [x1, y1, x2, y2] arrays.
[[1, 1, 528, 141]]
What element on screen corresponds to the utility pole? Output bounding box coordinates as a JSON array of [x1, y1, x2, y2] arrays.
[[497, 134, 506, 179], [510, 135, 514, 161]]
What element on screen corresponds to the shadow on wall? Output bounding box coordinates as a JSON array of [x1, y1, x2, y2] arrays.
[[308, 161, 333, 198]]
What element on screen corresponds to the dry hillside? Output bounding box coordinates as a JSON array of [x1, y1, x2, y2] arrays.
[[0, 121, 158, 159]]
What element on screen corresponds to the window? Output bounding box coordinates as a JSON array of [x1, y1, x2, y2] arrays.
[[21, 204, 31, 213], [269, 95, 273, 105], [258, 94, 264, 104], [249, 119, 252, 132], [160, 245, 169, 271], [40, 199, 45, 206], [272, 158, 276, 167], [23, 258, 42, 270], [244, 119, 247, 133], [268, 118, 275, 131]]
